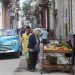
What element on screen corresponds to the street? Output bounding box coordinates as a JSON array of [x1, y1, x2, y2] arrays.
[[0, 43, 73, 75], [0, 57, 21, 75], [14, 58, 71, 75], [0, 55, 73, 75], [0, 0, 75, 75], [0, 43, 74, 75]]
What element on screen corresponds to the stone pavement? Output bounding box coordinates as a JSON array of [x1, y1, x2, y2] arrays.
[[14, 57, 72, 75]]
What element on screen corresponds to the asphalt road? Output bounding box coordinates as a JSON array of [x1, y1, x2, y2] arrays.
[[0, 57, 21, 75], [0, 55, 73, 75]]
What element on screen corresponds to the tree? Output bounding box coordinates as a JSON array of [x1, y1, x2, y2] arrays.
[[22, 0, 32, 16]]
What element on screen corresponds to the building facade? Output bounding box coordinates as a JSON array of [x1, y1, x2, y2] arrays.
[[31, 0, 55, 38], [0, 0, 20, 29], [27, 0, 74, 41], [10, 0, 20, 29], [55, 0, 73, 40]]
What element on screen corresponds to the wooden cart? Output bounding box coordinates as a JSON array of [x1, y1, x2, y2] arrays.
[[41, 43, 74, 74]]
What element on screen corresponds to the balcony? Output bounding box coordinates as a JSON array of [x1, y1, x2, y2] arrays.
[[1, 0, 12, 5], [39, 0, 49, 7]]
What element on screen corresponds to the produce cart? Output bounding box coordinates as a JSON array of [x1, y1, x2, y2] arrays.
[[41, 40, 74, 74]]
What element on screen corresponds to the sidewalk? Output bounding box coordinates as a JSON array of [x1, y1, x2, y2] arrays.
[[14, 56, 72, 75]]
